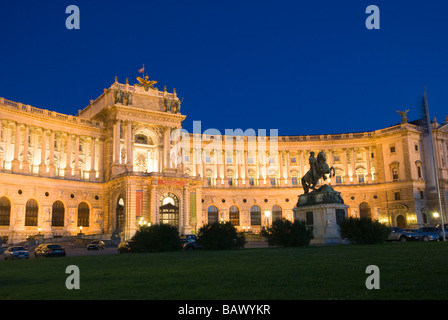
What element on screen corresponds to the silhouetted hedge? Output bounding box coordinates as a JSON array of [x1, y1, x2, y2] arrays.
[[197, 222, 246, 250], [261, 218, 313, 247], [338, 217, 389, 244], [131, 224, 181, 252]]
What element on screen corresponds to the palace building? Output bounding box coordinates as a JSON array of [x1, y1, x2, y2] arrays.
[[0, 76, 447, 244]]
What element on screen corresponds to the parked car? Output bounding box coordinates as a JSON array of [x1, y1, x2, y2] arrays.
[[87, 240, 105, 250], [180, 234, 197, 244], [4, 246, 29, 259], [34, 244, 66, 258], [419, 226, 447, 241], [118, 240, 134, 253], [406, 229, 439, 242], [386, 227, 419, 242], [182, 240, 203, 251]]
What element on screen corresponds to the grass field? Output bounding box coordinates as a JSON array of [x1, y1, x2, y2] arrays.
[[1, 242, 447, 300]]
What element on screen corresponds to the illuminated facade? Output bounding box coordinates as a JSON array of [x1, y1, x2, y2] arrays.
[[1, 77, 447, 244]]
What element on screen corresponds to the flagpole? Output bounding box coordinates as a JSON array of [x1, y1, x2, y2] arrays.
[[424, 87, 446, 241]]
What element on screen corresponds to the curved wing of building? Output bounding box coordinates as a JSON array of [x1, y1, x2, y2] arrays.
[[0, 77, 447, 244]]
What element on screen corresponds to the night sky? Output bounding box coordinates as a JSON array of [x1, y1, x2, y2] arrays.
[[1, 0, 447, 136]]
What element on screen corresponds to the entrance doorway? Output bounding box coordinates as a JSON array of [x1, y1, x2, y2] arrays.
[[159, 193, 179, 228], [397, 215, 406, 229]]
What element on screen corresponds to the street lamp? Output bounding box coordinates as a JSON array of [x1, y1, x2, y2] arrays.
[[264, 210, 271, 228]]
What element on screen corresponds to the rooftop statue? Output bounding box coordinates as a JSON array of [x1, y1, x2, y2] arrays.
[[397, 109, 409, 124], [136, 75, 157, 91]]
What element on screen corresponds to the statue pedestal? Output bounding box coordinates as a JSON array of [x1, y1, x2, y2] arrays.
[[294, 185, 348, 245]]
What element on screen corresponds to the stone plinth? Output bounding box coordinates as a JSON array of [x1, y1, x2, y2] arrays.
[[294, 185, 348, 245]]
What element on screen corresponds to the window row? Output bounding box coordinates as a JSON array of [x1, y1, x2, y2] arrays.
[[0, 197, 90, 227], [206, 205, 283, 226]]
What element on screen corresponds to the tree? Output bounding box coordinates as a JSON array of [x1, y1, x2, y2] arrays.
[[338, 217, 389, 244], [261, 218, 313, 247], [197, 222, 246, 250], [131, 224, 181, 252]]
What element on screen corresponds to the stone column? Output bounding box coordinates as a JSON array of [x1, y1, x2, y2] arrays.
[[126, 121, 133, 171], [22, 125, 30, 174], [343, 148, 349, 184], [278, 150, 283, 186], [244, 149, 249, 187], [113, 120, 121, 165], [351, 148, 356, 184], [285, 151, 290, 185], [90, 137, 96, 181], [11, 123, 21, 173], [163, 126, 171, 170], [366, 146, 372, 182], [65, 134, 72, 178], [74, 135, 81, 179], [39, 129, 47, 176], [98, 138, 104, 181], [49, 130, 55, 177]]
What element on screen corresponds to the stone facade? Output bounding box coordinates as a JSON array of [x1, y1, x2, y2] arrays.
[[0, 76, 447, 244]]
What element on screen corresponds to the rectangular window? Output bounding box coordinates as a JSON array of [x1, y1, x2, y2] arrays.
[[394, 192, 400, 200], [390, 146, 396, 153], [228, 178, 233, 186], [292, 177, 298, 186], [290, 157, 296, 163], [336, 175, 342, 184], [269, 157, 275, 164], [420, 190, 424, 199], [358, 174, 365, 183], [249, 178, 254, 186], [392, 169, 399, 181], [270, 178, 276, 186], [206, 156, 211, 163], [207, 177, 211, 186], [248, 157, 253, 164], [333, 155, 340, 162], [305, 211, 314, 227]]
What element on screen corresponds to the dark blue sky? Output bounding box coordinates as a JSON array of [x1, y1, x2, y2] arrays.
[[1, 0, 447, 136]]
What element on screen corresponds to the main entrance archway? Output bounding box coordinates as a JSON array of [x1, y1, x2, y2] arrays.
[[159, 193, 179, 228]]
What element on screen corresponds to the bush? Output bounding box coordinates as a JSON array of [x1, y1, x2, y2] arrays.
[[197, 222, 246, 250], [131, 224, 181, 252], [338, 217, 389, 244], [261, 218, 313, 247]]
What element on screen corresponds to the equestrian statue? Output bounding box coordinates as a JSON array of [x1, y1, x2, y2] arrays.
[[301, 151, 335, 194]]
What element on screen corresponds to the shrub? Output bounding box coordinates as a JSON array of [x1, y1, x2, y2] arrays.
[[131, 224, 181, 252], [261, 218, 313, 247], [197, 222, 246, 250], [338, 217, 389, 244]]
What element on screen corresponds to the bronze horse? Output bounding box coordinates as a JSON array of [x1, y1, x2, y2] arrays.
[[301, 151, 335, 194]]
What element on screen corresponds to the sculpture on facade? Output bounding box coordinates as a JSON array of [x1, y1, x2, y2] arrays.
[[136, 75, 157, 91], [397, 109, 409, 124], [301, 151, 335, 194]]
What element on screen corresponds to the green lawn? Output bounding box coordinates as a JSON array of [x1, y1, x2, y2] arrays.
[[1, 242, 447, 300]]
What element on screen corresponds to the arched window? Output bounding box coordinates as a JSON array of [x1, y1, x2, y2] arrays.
[[272, 205, 282, 221], [0, 197, 11, 226], [52, 201, 65, 227], [25, 199, 38, 226], [229, 205, 240, 226], [77, 202, 90, 227], [207, 205, 219, 224], [250, 205, 261, 226], [116, 196, 125, 232], [359, 202, 371, 219]]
